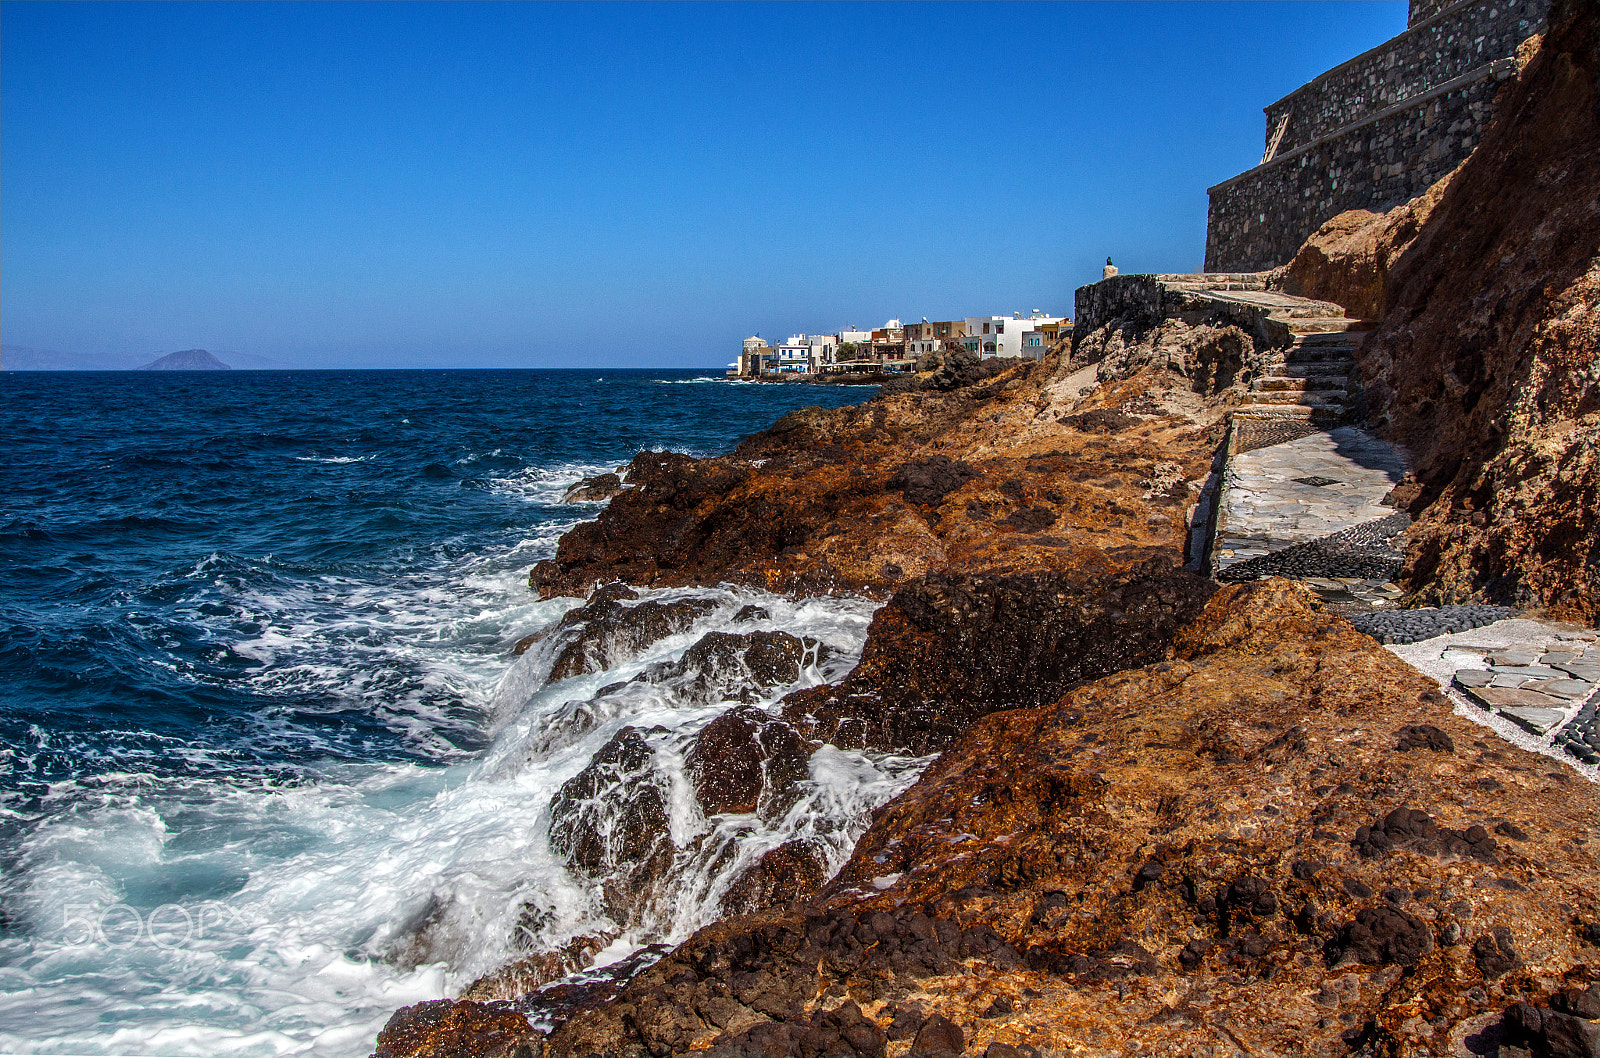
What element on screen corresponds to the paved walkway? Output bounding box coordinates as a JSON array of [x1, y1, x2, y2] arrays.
[[1389, 620, 1600, 778], [1212, 426, 1410, 603]]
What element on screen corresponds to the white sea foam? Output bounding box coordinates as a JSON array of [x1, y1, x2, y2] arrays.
[[294, 455, 372, 464], [485, 461, 620, 506], [0, 556, 915, 1057]]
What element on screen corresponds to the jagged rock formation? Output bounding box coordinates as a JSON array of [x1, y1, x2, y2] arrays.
[[137, 348, 231, 370], [529, 582, 1600, 1058], [529, 351, 1232, 599], [563, 473, 624, 503], [1276, 9, 1599, 621], [514, 582, 718, 680], [777, 561, 1215, 755]]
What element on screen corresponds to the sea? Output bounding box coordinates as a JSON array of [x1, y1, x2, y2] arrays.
[[0, 369, 928, 1056]]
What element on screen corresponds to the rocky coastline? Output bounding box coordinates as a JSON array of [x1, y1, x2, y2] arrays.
[[375, 11, 1598, 1058]]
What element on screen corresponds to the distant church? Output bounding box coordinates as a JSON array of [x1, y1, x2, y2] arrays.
[[1205, 0, 1549, 273]]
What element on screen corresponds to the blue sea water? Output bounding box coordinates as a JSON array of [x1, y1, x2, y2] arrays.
[[0, 369, 913, 1056]]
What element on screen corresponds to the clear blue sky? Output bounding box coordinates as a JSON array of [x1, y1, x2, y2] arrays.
[[1, 1, 1406, 369]]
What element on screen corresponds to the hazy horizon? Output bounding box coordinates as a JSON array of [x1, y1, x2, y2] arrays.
[[2, 1, 1407, 370]]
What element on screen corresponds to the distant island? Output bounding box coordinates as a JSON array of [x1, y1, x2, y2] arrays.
[[138, 349, 231, 371]]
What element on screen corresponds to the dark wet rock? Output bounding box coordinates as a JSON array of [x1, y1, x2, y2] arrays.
[[978, 994, 1014, 1018], [780, 559, 1215, 755], [1178, 938, 1214, 971], [1003, 506, 1058, 532], [734, 605, 771, 623], [374, 999, 540, 1058], [563, 473, 624, 503], [1326, 906, 1434, 967], [460, 932, 623, 1004], [1395, 723, 1455, 752], [882, 1002, 927, 1041], [1221, 875, 1278, 922], [637, 630, 828, 706], [888, 455, 980, 506], [1060, 408, 1139, 434], [1351, 806, 1499, 864], [539, 584, 718, 683], [548, 728, 674, 924], [686, 706, 810, 817], [982, 1045, 1040, 1058], [1132, 857, 1165, 891], [720, 841, 828, 916], [507, 944, 672, 1033], [1473, 926, 1524, 978]]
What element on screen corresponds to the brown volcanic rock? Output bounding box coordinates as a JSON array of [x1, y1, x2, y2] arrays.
[[529, 582, 718, 682], [1275, 184, 1450, 325], [373, 999, 538, 1058], [1280, 12, 1600, 622], [718, 840, 829, 917], [563, 472, 624, 503], [635, 630, 826, 706], [685, 705, 809, 817], [541, 581, 1600, 1058], [547, 726, 676, 927], [528, 354, 1225, 599], [1369, 12, 1600, 622], [778, 559, 1215, 755]]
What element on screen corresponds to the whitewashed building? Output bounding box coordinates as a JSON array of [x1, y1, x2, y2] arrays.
[[962, 313, 1066, 359]]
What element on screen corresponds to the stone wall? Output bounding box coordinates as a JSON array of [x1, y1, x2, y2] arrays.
[[1263, 0, 1547, 155], [1410, 0, 1460, 26], [1204, 0, 1546, 273], [1206, 73, 1507, 273]]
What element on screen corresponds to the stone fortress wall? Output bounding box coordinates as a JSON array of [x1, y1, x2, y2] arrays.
[[1204, 0, 1548, 274]]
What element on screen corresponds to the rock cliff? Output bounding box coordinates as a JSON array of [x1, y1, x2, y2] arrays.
[[538, 583, 1600, 1058], [1278, 8, 1600, 622]]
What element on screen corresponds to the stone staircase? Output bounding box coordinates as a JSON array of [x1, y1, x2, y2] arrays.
[[1147, 276, 1372, 422], [1233, 300, 1371, 423]]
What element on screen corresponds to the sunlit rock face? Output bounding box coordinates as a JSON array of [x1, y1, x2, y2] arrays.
[[1282, 9, 1600, 622], [540, 581, 1600, 1058]]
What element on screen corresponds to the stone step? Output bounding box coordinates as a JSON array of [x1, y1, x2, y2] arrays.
[[1285, 317, 1370, 334], [1256, 377, 1348, 394], [1269, 361, 1355, 379], [1268, 347, 1358, 366], [1242, 390, 1347, 407], [1293, 328, 1367, 345], [1232, 404, 1346, 423]]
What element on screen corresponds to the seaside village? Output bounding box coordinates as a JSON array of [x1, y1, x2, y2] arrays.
[[728, 312, 1071, 378]]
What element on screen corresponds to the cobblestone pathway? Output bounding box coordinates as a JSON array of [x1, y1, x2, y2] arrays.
[[1390, 621, 1600, 778], [1213, 425, 1410, 605]]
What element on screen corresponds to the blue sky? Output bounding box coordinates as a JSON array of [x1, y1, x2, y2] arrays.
[[1, 1, 1407, 369]]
